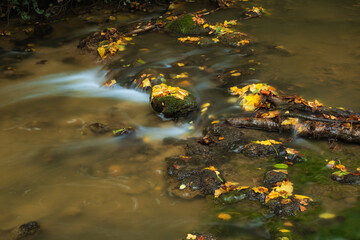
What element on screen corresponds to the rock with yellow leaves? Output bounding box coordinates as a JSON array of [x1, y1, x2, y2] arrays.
[[150, 83, 197, 118]]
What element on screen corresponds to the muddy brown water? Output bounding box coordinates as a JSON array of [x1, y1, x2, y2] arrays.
[[0, 0, 359, 239]]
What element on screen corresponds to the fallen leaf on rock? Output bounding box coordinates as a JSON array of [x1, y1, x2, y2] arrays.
[[105, 79, 116, 87], [281, 118, 299, 126], [252, 186, 268, 194], [252, 139, 282, 145], [241, 93, 262, 111], [261, 110, 280, 118], [186, 233, 197, 240]]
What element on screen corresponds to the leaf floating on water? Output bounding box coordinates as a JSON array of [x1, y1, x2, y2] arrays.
[[319, 212, 336, 219], [136, 58, 146, 64], [218, 213, 232, 220]]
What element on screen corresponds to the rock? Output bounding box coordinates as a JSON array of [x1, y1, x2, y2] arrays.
[[165, 14, 208, 35], [2, 221, 41, 240], [266, 198, 301, 216], [88, 122, 111, 134], [331, 171, 360, 185], [150, 83, 197, 118], [33, 24, 53, 38], [263, 170, 288, 188]]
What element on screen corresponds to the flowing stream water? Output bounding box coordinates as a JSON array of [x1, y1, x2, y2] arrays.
[[0, 0, 359, 239]]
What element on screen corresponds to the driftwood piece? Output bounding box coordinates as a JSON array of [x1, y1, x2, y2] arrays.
[[226, 117, 360, 143]]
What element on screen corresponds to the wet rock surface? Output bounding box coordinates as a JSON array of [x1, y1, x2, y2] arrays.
[[0, 221, 40, 240]]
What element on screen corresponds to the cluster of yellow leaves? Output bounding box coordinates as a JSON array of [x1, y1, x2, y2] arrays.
[[249, 6, 264, 14], [192, 14, 205, 25], [288, 96, 323, 111], [237, 39, 250, 46], [177, 36, 201, 43], [151, 83, 189, 100], [0, 31, 11, 36], [97, 37, 132, 59], [252, 139, 282, 145], [265, 180, 293, 203], [214, 182, 250, 198]]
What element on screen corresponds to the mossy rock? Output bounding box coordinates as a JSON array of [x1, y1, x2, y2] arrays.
[[165, 14, 207, 35], [151, 93, 197, 118]]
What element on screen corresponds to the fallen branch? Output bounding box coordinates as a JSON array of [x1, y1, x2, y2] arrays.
[[226, 117, 360, 143]]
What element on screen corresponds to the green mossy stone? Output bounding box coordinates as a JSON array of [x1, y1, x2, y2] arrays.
[[151, 93, 197, 118], [165, 14, 207, 35]]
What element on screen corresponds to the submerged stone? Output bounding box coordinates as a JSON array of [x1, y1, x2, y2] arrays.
[[3, 221, 41, 240]]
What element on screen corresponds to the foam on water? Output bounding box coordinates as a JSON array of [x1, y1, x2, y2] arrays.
[[0, 68, 149, 108]]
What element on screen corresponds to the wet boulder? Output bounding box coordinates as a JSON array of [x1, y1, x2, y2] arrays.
[[150, 83, 197, 118], [266, 198, 301, 217], [331, 171, 360, 185], [165, 14, 209, 35], [263, 170, 288, 188]]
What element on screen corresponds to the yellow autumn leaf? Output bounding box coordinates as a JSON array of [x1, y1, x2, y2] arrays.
[[294, 194, 313, 201], [177, 62, 185, 67], [105, 79, 116, 87], [231, 72, 241, 77], [252, 139, 282, 145], [201, 102, 211, 108], [319, 213, 336, 219], [252, 186, 268, 194], [272, 180, 293, 196], [281, 117, 299, 126], [265, 191, 280, 203], [279, 229, 291, 233], [241, 93, 262, 111], [261, 110, 280, 119], [218, 213, 232, 220], [97, 46, 106, 59], [174, 72, 188, 78], [186, 233, 197, 240], [285, 148, 299, 155], [109, 16, 116, 21], [211, 120, 220, 124], [214, 188, 226, 198], [142, 78, 151, 88]]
